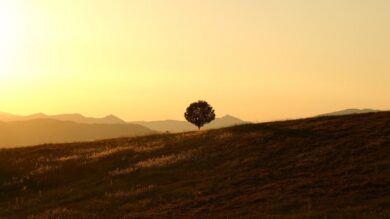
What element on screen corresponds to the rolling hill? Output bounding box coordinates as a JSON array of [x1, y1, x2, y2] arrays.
[[0, 119, 155, 148], [0, 111, 389, 218], [133, 115, 247, 133], [0, 112, 127, 124], [317, 108, 381, 117]]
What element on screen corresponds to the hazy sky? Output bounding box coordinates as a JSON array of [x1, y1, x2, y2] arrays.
[[0, 0, 389, 121]]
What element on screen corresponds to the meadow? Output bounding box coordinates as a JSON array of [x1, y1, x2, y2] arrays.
[[0, 112, 389, 218]]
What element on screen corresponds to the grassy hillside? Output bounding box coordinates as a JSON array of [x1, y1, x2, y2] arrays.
[[0, 112, 389, 218]]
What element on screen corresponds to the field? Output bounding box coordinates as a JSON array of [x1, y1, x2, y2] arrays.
[[0, 112, 389, 218]]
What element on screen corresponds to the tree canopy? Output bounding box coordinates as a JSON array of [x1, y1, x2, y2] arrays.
[[184, 100, 216, 130]]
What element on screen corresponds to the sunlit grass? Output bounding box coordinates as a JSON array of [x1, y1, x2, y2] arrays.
[[88, 146, 132, 160], [30, 165, 59, 176], [110, 149, 197, 176], [105, 185, 156, 198], [57, 155, 79, 162]]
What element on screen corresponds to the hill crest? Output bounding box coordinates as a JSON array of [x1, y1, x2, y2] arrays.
[[317, 108, 380, 117]]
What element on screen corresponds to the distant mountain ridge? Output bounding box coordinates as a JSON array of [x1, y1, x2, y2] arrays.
[[317, 108, 380, 117], [0, 113, 247, 132], [0, 112, 247, 147], [133, 115, 248, 133], [0, 119, 155, 148], [0, 112, 126, 124]]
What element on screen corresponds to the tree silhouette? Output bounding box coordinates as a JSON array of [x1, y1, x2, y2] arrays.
[[184, 100, 216, 130]]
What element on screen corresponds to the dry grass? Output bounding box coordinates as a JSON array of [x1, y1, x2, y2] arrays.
[[87, 142, 164, 160], [57, 155, 80, 162], [0, 112, 389, 218], [30, 164, 59, 176], [105, 185, 156, 198], [88, 146, 132, 160], [110, 149, 196, 176], [28, 208, 90, 219], [136, 149, 195, 169]]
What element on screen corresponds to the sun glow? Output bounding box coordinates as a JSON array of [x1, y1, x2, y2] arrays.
[[0, 1, 28, 81], [0, 0, 389, 121]]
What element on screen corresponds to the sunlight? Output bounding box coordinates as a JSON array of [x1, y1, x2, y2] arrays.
[[0, 1, 388, 218], [0, 1, 26, 81]]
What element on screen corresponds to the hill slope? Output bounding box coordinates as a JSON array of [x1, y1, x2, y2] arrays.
[[133, 115, 247, 132], [0, 119, 155, 148], [0, 112, 389, 218], [0, 112, 127, 124], [317, 108, 381, 117]]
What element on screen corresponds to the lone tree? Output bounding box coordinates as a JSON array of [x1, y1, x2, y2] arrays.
[[184, 100, 216, 130]]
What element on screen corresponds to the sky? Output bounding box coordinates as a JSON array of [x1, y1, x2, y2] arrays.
[[0, 0, 389, 122]]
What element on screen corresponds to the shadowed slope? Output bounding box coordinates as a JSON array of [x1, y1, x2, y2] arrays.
[[0, 112, 389, 218], [317, 108, 381, 117]]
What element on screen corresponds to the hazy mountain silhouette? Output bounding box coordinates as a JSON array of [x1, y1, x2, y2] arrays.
[[2, 110, 382, 134], [0, 112, 126, 124], [317, 108, 380, 117], [0, 112, 21, 122], [0, 119, 155, 148], [134, 115, 247, 133]]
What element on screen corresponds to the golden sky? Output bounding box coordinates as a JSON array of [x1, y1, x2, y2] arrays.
[[0, 0, 389, 121]]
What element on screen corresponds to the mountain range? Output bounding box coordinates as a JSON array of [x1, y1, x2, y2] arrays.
[[0, 112, 126, 124], [0, 112, 248, 147], [0, 109, 382, 148], [0, 119, 154, 148]]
